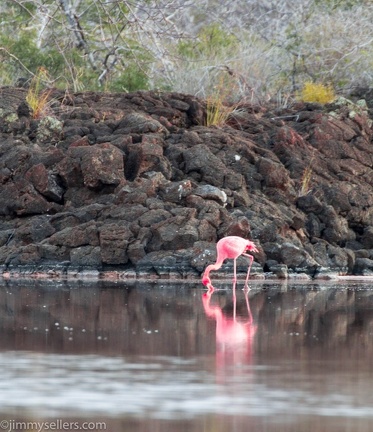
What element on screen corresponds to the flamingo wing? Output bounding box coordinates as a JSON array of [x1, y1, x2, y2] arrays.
[[217, 236, 248, 259]]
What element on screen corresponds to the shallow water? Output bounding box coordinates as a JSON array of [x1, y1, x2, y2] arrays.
[[0, 278, 373, 431]]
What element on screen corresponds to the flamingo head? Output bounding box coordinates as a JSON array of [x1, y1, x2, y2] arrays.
[[246, 241, 259, 253], [202, 275, 211, 286]]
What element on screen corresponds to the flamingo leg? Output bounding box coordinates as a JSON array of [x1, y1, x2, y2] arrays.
[[232, 280, 237, 321], [244, 287, 253, 325], [233, 258, 237, 283], [242, 253, 254, 288]]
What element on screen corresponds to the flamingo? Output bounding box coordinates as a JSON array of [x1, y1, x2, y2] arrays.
[[202, 236, 259, 288]]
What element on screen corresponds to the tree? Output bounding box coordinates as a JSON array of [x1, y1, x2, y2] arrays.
[[0, 0, 186, 91]]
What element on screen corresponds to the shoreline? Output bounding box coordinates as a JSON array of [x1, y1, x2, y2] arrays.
[[1, 267, 372, 283]]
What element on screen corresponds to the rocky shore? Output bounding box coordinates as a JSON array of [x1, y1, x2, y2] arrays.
[[0, 86, 372, 280]]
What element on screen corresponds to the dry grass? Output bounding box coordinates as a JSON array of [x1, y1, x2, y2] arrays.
[[205, 96, 234, 127], [204, 73, 239, 127], [26, 67, 53, 119], [299, 161, 313, 197]]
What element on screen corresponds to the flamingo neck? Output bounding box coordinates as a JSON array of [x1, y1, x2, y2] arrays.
[[202, 258, 224, 285]]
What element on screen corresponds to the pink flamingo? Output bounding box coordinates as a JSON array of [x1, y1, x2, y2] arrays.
[[202, 236, 259, 288]]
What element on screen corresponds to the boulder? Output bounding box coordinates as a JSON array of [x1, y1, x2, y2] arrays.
[[361, 227, 373, 249], [149, 216, 199, 251], [26, 163, 64, 202], [99, 224, 133, 265], [0, 180, 60, 216], [125, 136, 172, 180], [70, 246, 102, 267], [280, 242, 319, 272], [194, 185, 227, 205], [354, 258, 373, 275], [182, 144, 227, 186], [114, 112, 167, 135], [46, 221, 99, 247]]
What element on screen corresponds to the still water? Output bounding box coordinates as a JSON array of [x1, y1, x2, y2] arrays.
[[0, 278, 373, 431]]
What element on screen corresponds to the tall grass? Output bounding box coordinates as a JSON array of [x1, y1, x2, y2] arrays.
[[204, 73, 239, 127], [26, 67, 52, 119]]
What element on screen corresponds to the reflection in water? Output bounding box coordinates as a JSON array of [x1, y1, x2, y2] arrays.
[[202, 284, 257, 374], [0, 279, 373, 432]]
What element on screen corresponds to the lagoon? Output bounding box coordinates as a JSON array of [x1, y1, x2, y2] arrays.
[[0, 279, 372, 431]]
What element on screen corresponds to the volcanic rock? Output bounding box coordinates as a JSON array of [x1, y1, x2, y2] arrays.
[[0, 86, 372, 279]]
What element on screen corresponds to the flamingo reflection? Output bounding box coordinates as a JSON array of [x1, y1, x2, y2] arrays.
[[202, 285, 257, 373]]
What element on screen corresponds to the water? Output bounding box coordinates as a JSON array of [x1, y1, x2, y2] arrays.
[[0, 278, 373, 431]]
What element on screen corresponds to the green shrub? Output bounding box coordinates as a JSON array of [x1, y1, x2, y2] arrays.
[[109, 64, 150, 92], [0, 33, 65, 79], [178, 23, 238, 59]]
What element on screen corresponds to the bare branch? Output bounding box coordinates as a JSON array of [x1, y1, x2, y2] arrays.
[[58, 0, 97, 70], [0, 47, 35, 77]]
